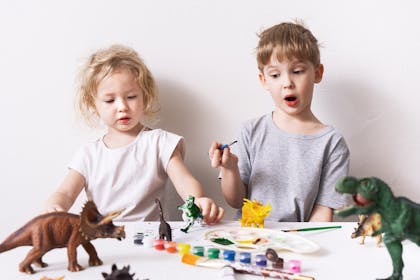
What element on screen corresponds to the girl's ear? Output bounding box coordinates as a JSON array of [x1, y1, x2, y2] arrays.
[[314, 64, 324, 84]]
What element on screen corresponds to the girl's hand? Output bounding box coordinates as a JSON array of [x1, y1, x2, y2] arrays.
[[208, 141, 238, 169], [44, 204, 65, 213], [195, 197, 224, 224]]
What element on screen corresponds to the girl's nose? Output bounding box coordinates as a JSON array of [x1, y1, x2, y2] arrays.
[[116, 99, 128, 111]]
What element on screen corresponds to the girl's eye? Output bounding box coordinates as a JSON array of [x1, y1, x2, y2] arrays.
[[127, 95, 137, 100], [104, 99, 114, 103]]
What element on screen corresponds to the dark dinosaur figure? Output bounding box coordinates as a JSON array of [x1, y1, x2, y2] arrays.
[[335, 176, 420, 280], [102, 264, 137, 280], [155, 198, 172, 241], [0, 201, 125, 274]]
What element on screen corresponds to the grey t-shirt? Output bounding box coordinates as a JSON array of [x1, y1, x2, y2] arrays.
[[232, 113, 350, 222]]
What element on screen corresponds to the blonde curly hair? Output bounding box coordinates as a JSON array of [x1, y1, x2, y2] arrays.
[[76, 44, 158, 127]]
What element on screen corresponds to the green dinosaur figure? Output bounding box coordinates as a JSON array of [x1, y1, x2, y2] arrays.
[[335, 176, 420, 280], [177, 195, 203, 233]]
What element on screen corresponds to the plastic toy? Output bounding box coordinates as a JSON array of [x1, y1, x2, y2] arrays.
[[335, 176, 420, 280], [102, 264, 138, 280], [155, 198, 172, 241], [351, 213, 382, 246], [239, 198, 271, 228], [0, 201, 125, 274], [177, 195, 203, 233]]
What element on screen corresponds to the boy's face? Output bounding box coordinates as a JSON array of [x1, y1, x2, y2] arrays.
[[95, 68, 145, 134], [259, 55, 323, 118]]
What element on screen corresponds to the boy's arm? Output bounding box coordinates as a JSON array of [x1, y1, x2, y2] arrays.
[[209, 142, 247, 208], [167, 144, 224, 224], [309, 204, 333, 222], [44, 169, 85, 212]]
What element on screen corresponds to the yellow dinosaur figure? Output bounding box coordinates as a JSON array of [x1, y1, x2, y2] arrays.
[[240, 199, 271, 228], [351, 213, 382, 246]]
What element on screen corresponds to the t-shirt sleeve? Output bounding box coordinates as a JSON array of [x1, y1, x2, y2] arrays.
[[68, 145, 89, 185], [232, 122, 252, 186], [158, 130, 185, 171], [316, 137, 351, 209]]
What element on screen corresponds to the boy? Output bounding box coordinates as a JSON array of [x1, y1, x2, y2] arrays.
[[209, 21, 349, 222]]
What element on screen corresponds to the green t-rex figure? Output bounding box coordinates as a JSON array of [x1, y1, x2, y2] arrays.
[[335, 176, 420, 280], [177, 195, 203, 233]]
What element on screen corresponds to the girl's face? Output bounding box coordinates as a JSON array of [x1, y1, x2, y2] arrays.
[[95, 69, 144, 134]]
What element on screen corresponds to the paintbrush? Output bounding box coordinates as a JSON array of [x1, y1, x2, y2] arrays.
[[282, 225, 342, 232], [181, 253, 314, 280]]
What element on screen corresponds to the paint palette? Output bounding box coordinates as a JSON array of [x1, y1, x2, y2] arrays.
[[205, 227, 320, 253]]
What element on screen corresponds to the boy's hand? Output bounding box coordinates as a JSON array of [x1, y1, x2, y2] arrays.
[[208, 141, 238, 169], [195, 197, 224, 224]]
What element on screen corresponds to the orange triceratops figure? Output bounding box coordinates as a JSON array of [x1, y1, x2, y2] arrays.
[[240, 198, 272, 228]]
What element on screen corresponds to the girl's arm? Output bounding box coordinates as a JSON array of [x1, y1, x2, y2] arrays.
[[44, 169, 85, 212], [167, 144, 224, 224], [209, 141, 247, 208], [309, 204, 333, 222]]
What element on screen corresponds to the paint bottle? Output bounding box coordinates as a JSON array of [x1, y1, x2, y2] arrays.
[[222, 250, 236, 261], [255, 254, 267, 266], [207, 248, 220, 259], [177, 243, 191, 255], [192, 246, 204, 256], [239, 252, 251, 264]]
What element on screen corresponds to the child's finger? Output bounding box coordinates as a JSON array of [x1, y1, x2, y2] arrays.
[[211, 149, 222, 168], [206, 203, 219, 224]]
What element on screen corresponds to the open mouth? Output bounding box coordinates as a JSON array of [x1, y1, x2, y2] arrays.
[[353, 193, 373, 207], [284, 95, 298, 106]]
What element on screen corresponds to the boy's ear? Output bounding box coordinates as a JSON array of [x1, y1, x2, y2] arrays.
[[314, 64, 324, 83], [258, 72, 269, 90]]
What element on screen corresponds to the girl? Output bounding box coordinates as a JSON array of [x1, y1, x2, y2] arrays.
[[45, 44, 224, 223]]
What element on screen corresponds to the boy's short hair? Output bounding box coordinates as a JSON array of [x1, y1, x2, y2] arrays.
[[256, 21, 320, 72], [77, 44, 158, 126]]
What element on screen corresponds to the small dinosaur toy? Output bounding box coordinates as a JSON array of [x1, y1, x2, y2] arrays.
[[155, 198, 172, 241], [335, 176, 420, 280], [351, 213, 382, 246], [177, 195, 203, 233], [0, 201, 125, 274], [240, 198, 272, 228], [102, 264, 144, 280]]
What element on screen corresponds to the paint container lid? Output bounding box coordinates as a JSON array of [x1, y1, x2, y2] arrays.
[[165, 241, 177, 253], [153, 239, 165, 250], [142, 236, 154, 248], [255, 254, 267, 266], [286, 259, 301, 273], [133, 232, 144, 245], [207, 248, 220, 259], [222, 250, 236, 261], [177, 243, 191, 255], [192, 246, 204, 256], [239, 252, 251, 264]]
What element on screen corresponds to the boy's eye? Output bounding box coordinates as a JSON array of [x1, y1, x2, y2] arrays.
[[293, 69, 305, 74], [270, 73, 280, 78]]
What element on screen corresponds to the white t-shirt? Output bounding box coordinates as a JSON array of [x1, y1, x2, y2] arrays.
[[69, 128, 184, 221]]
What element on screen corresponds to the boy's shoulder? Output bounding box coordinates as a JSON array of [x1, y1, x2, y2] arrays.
[[239, 113, 271, 131]]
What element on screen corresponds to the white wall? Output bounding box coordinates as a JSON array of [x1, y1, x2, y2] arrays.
[[1, 0, 419, 232]]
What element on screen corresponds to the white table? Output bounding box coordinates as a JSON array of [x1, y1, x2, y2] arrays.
[[0, 221, 418, 279]]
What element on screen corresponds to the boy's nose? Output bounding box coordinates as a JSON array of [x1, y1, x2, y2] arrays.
[[282, 74, 293, 88]]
